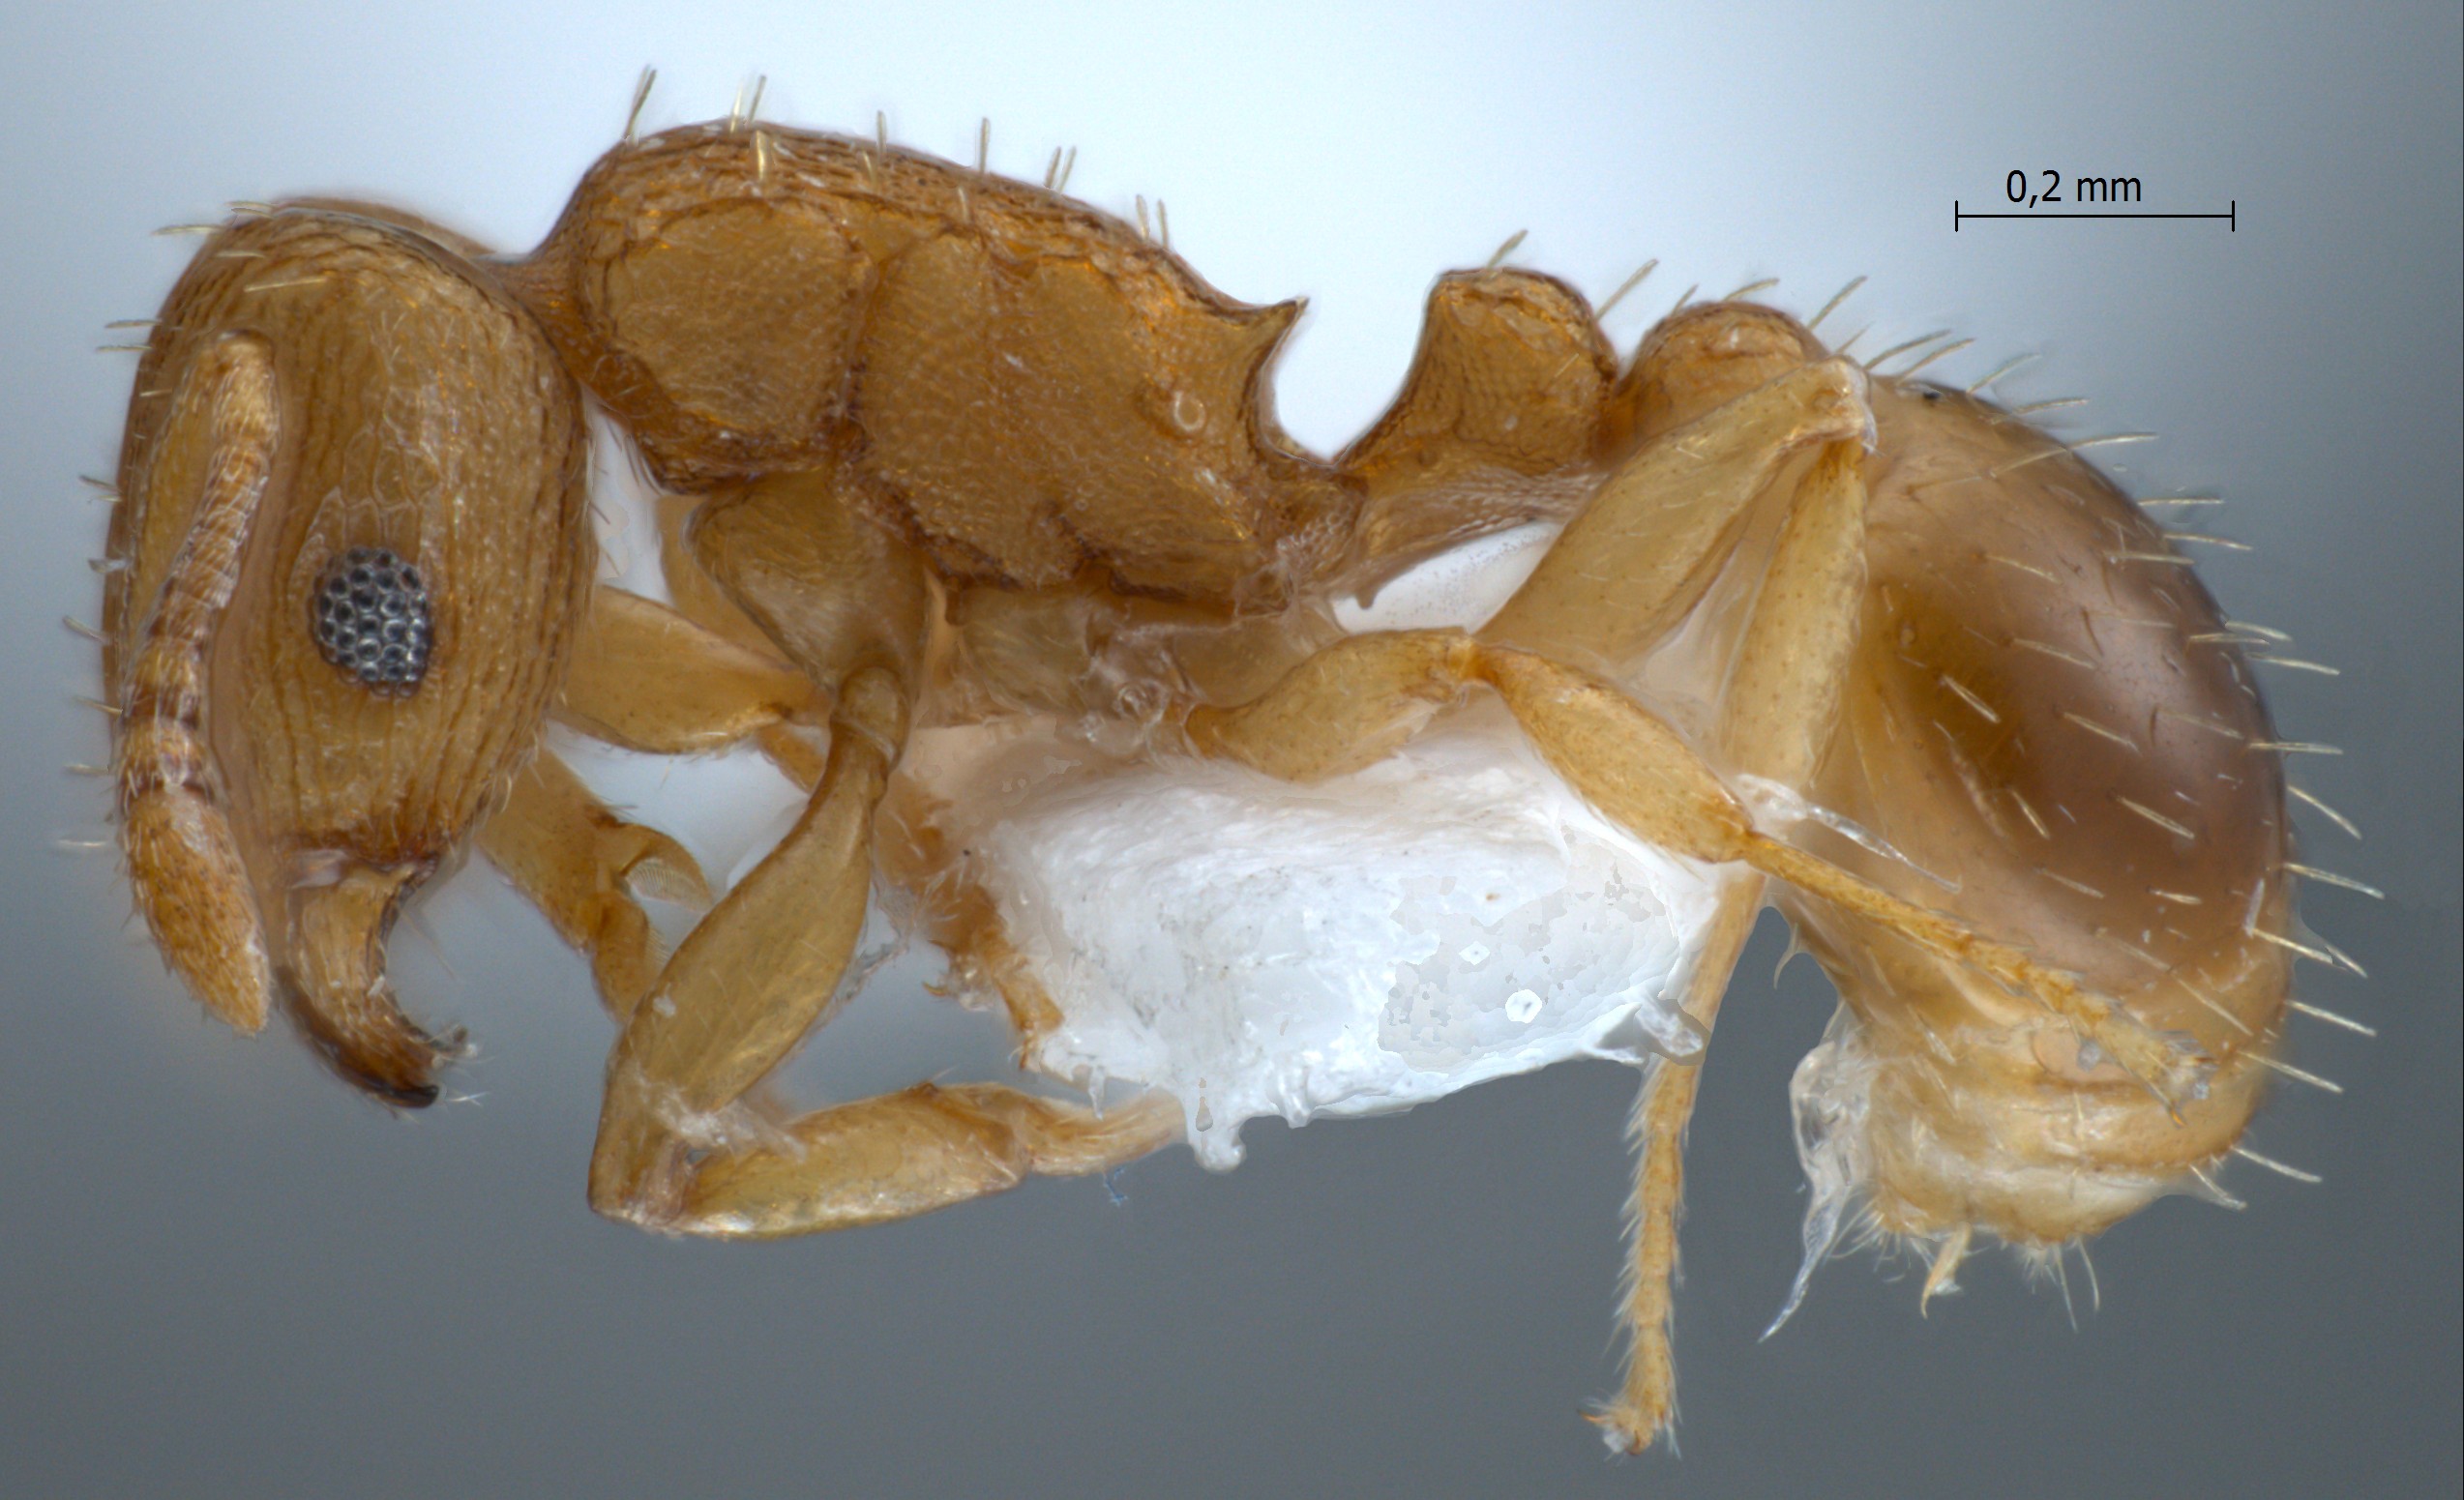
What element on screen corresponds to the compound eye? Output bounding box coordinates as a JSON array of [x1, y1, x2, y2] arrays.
[[311, 544, 433, 695]]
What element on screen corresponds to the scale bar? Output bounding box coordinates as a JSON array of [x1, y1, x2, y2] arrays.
[[1955, 199, 2235, 231]]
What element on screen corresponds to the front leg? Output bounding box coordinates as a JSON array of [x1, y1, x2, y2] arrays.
[[476, 749, 708, 1022], [553, 585, 818, 759], [483, 580, 859, 1022], [588, 654, 907, 1218], [677, 1083, 1182, 1238], [586, 466, 919, 1221], [585, 469, 1179, 1234]]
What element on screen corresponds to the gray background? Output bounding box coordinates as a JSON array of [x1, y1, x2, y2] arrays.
[[2, 2, 2456, 1495]]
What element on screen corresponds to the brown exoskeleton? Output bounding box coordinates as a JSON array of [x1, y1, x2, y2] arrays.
[[104, 106, 2316, 1454]]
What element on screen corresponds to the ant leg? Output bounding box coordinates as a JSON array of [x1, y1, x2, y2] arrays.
[[1198, 316, 2192, 1087], [475, 750, 708, 1020], [676, 1083, 1182, 1238], [1481, 355, 1868, 672], [652, 492, 833, 786], [484, 580, 838, 1020], [1471, 649, 2204, 1096], [1469, 310, 1968, 1445], [655, 492, 791, 661], [1596, 440, 1869, 1454], [554, 585, 818, 757], [1182, 350, 1863, 779], [586, 471, 1179, 1234], [586, 657, 913, 1225], [585, 466, 924, 1221], [1185, 631, 2201, 1094]]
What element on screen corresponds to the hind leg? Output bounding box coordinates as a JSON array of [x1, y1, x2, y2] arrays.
[[1185, 353, 2201, 1442], [1597, 439, 1869, 1453], [1188, 332, 2191, 1090], [1183, 630, 2196, 1094], [1183, 343, 2128, 1066]]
